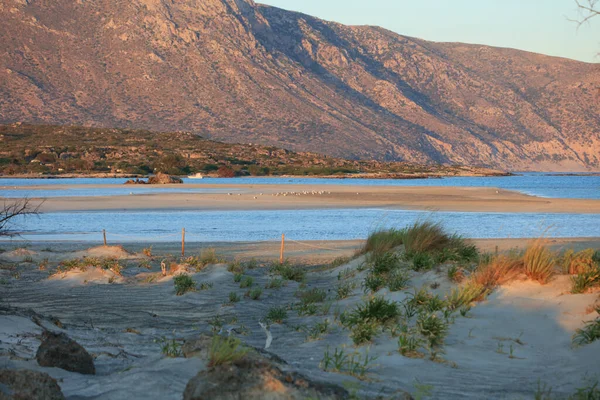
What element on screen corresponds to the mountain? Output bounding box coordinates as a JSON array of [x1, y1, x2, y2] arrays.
[[0, 0, 598, 171]]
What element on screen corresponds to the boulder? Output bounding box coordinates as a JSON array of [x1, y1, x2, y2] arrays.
[[183, 356, 349, 400], [0, 369, 65, 400], [36, 331, 95, 375], [147, 173, 183, 184], [182, 334, 213, 359]]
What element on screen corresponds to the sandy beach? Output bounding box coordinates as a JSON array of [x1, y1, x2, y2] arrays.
[[1, 237, 599, 399], [8, 183, 600, 213]]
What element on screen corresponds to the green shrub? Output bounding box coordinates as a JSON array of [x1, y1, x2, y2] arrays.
[[297, 288, 327, 304], [306, 320, 330, 341], [350, 319, 379, 345], [174, 274, 195, 295], [345, 296, 399, 327], [266, 306, 288, 323], [329, 256, 352, 268], [271, 261, 305, 282], [247, 287, 262, 300], [369, 251, 401, 275], [363, 272, 385, 293], [417, 312, 449, 349], [571, 268, 600, 294], [228, 292, 241, 303], [239, 276, 254, 288], [388, 270, 410, 292], [411, 252, 434, 271], [198, 282, 213, 290], [335, 281, 356, 299], [573, 314, 600, 346], [398, 330, 423, 356], [227, 260, 246, 274], [159, 337, 182, 357], [233, 273, 243, 283], [265, 278, 285, 289]]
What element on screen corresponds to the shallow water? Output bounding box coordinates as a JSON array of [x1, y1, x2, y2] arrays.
[[1, 173, 599, 199], [3, 208, 599, 242]]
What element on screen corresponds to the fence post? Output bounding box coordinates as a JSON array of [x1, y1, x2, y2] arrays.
[[103, 230, 107, 246], [280, 233, 285, 264], [182, 228, 186, 257]]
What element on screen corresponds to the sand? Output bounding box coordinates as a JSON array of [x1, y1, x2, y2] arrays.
[[1, 239, 600, 399], [7, 183, 600, 213]]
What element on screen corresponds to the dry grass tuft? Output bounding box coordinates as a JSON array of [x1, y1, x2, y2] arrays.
[[471, 254, 524, 289], [523, 239, 556, 284]]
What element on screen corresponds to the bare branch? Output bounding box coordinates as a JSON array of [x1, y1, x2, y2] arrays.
[[573, 0, 600, 27], [0, 198, 43, 237]]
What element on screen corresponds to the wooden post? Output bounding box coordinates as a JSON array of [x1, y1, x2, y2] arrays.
[[182, 228, 186, 257], [495, 245, 499, 256], [103, 230, 107, 246], [280, 233, 285, 264]]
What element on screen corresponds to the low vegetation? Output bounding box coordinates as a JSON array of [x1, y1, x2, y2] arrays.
[[208, 336, 249, 367], [572, 309, 600, 347], [174, 274, 196, 295], [0, 124, 490, 177], [270, 261, 306, 282], [523, 239, 555, 283], [266, 307, 288, 324]]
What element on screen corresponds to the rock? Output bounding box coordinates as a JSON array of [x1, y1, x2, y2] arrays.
[[147, 173, 183, 184], [183, 356, 349, 400], [182, 334, 213, 359], [124, 178, 148, 185], [0, 369, 65, 400], [36, 331, 95, 375]]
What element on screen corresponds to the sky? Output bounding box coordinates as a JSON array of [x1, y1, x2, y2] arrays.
[[259, 0, 600, 63]]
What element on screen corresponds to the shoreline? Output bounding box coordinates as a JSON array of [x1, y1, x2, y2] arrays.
[[2, 238, 599, 264], [5, 184, 600, 214]]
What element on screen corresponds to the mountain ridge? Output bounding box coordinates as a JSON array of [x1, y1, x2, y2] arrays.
[[0, 0, 598, 171]]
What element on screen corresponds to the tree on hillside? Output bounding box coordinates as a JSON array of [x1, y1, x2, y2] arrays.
[[0, 199, 42, 237]]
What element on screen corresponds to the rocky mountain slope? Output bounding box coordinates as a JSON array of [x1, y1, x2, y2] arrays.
[[0, 0, 598, 170]]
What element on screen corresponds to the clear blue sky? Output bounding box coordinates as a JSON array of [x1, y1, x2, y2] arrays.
[[260, 0, 600, 63]]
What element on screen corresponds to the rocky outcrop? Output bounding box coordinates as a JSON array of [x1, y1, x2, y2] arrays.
[[183, 356, 349, 400], [147, 173, 184, 184], [35, 331, 96, 375], [0, 0, 598, 170], [0, 369, 65, 400]]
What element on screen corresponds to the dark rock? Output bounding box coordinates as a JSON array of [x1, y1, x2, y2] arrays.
[[183, 356, 349, 400], [124, 178, 148, 185], [36, 331, 95, 375], [182, 334, 213, 359], [0, 369, 65, 400], [147, 173, 183, 184]]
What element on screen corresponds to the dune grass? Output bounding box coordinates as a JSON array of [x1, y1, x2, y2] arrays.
[[471, 253, 524, 288], [523, 239, 556, 284], [361, 228, 404, 255]]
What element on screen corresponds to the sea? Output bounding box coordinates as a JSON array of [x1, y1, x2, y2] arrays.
[[1, 173, 599, 242]]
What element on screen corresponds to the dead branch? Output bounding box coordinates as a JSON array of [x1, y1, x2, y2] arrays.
[[0, 198, 43, 237]]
